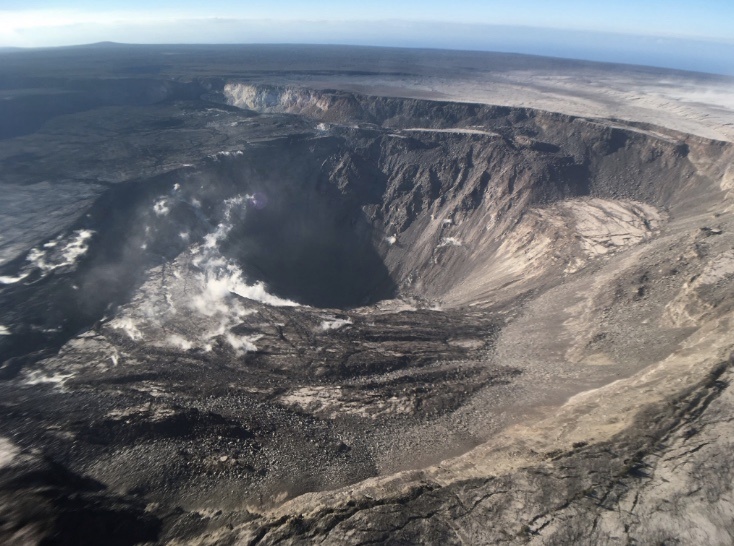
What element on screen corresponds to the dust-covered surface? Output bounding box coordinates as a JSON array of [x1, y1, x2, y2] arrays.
[[1, 45, 734, 544]]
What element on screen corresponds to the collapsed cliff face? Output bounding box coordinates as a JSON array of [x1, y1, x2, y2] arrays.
[[223, 83, 725, 306], [1, 80, 734, 544]]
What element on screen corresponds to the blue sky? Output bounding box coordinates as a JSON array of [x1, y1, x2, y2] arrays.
[[2, 0, 734, 74]]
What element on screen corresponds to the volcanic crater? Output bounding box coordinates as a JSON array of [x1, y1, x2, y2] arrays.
[[1, 46, 734, 545]]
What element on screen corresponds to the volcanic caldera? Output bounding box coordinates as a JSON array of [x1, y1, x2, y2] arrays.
[[1, 45, 734, 545]]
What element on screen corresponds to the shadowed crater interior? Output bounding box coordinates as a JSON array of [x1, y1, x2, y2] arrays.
[[217, 149, 397, 308]]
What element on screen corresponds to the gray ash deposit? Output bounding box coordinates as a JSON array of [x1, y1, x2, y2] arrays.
[[1, 45, 734, 545]]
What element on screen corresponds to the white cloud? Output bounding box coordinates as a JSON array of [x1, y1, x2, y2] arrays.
[[166, 334, 193, 351], [111, 317, 143, 341], [320, 317, 352, 331], [437, 236, 463, 248], [0, 272, 29, 285], [23, 370, 75, 387], [18, 229, 94, 279], [153, 198, 170, 216], [0, 437, 19, 469], [107, 194, 297, 355]]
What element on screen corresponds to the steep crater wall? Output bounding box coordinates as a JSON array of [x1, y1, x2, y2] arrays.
[[1, 89, 729, 364], [224, 84, 730, 303]]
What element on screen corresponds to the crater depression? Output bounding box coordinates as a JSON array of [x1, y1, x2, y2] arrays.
[[1, 46, 733, 545]]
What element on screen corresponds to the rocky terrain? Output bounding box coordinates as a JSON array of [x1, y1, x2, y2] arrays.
[[0, 45, 733, 544]]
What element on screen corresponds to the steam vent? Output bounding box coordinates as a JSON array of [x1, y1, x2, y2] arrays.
[[1, 45, 734, 545]]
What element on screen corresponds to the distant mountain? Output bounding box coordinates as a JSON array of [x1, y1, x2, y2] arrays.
[[67, 41, 129, 48]]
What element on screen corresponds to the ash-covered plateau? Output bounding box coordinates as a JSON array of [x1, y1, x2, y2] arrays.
[[1, 45, 734, 545]]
